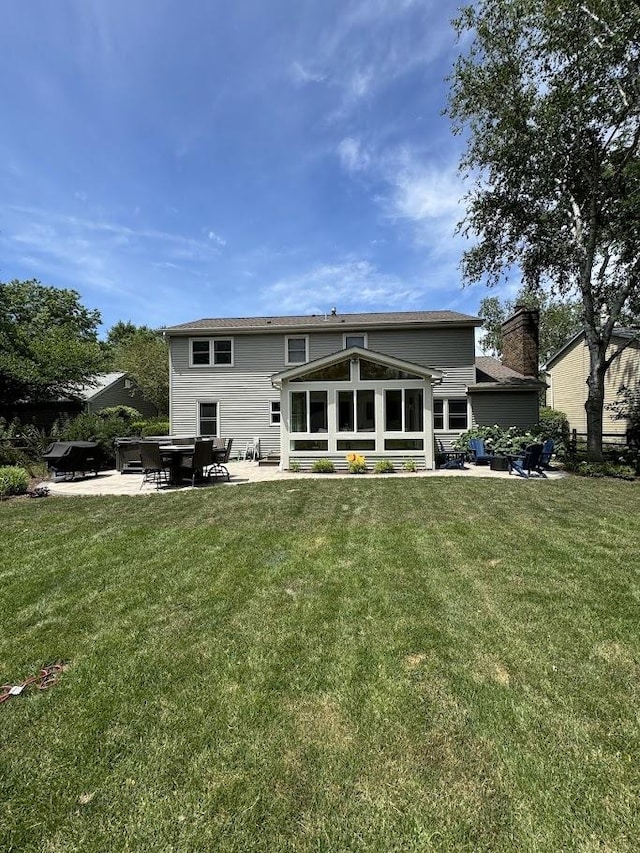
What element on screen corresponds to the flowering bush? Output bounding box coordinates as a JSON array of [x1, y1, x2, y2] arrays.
[[346, 453, 367, 473], [454, 425, 536, 456]]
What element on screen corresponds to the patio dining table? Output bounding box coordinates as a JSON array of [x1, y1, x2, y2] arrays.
[[159, 444, 227, 485]]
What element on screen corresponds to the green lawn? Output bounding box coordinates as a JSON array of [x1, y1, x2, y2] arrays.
[[1, 478, 639, 852]]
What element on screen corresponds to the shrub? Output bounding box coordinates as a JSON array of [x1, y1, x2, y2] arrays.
[[373, 459, 395, 473], [536, 407, 570, 457], [402, 459, 417, 472], [0, 466, 29, 498], [454, 425, 536, 457], [288, 461, 301, 472], [562, 458, 636, 480], [346, 453, 367, 473], [97, 405, 143, 422], [311, 459, 335, 473], [133, 419, 171, 437]]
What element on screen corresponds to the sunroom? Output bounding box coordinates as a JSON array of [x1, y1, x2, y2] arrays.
[[271, 347, 443, 471]]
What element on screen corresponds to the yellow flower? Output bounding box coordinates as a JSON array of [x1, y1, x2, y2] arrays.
[[346, 452, 357, 463]]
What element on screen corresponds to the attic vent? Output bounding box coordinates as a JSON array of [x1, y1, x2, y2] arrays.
[[124, 378, 132, 389]]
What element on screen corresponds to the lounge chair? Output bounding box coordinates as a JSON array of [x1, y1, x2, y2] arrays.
[[468, 438, 494, 465], [508, 443, 546, 478], [540, 438, 554, 469]]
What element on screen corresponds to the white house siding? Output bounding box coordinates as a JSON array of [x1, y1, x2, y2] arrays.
[[469, 392, 540, 431], [168, 326, 477, 457]]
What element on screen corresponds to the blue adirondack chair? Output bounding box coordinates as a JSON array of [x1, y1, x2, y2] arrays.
[[468, 437, 494, 465], [509, 443, 546, 478], [540, 438, 554, 469]]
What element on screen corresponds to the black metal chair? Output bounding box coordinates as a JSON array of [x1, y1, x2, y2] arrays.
[[139, 442, 170, 489], [179, 439, 214, 486], [210, 438, 233, 481]]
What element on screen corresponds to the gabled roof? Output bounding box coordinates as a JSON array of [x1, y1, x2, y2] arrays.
[[73, 372, 127, 401], [271, 346, 444, 386], [163, 309, 481, 335], [544, 327, 640, 370]]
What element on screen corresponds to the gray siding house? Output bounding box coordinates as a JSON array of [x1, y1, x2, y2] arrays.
[[162, 308, 543, 470]]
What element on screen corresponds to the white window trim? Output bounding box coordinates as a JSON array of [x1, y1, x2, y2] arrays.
[[189, 337, 234, 368], [269, 400, 281, 426], [284, 334, 309, 366], [197, 399, 220, 437], [433, 397, 470, 431], [343, 332, 368, 349]]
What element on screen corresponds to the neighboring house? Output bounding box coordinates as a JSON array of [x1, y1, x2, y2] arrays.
[[0, 372, 159, 431], [544, 328, 640, 437], [74, 372, 159, 418], [162, 307, 543, 470]]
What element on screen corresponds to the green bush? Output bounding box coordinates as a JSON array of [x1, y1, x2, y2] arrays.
[[0, 466, 29, 497], [373, 459, 395, 473], [536, 407, 570, 456], [97, 405, 143, 422], [562, 458, 636, 480], [402, 459, 417, 472], [288, 461, 301, 472], [311, 459, 335, 473], [57, 413, 137, 466], [454, 425, 536, 456], [133, 419, 170, 437]]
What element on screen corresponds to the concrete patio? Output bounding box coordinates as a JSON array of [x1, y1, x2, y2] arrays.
[[45, 459, 568, 496]]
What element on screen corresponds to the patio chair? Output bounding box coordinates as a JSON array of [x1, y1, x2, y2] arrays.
[[210, 438, 233, 481], [540, 438, 555, 469], [241, 437, 260, 461], [508, 443, 546, 478], [468, 438, 494, 465], [179, 439, 214, 486], [139, 442, 170, 489]]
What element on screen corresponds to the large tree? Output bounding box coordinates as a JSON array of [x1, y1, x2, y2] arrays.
[[448, 0, 640, 460], [478, 289, 582, 365], [107, 323, 169, 415], [0, 279, 106, 403]]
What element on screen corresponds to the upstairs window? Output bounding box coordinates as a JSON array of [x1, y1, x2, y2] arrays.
[[285, 336, 308, 365], [344, 333, 367, 349], [190, 338, 234, 367]]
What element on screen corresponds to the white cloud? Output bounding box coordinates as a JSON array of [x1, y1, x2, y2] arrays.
[[262, 259, 424, 315], [207, 230, 227, 247], [289, 61, 327, 86], [337, 137, 371, 172]]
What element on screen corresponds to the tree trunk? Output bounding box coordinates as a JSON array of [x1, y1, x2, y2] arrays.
[[585, 347, 606, 462]]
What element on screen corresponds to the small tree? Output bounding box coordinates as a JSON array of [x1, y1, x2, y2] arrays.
[[107, 324, 169, 415], [448, 0, 640, 461]]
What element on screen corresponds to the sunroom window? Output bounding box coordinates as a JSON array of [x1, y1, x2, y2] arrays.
[[290, 390, 328, 433], [385, 389, 423, 432]]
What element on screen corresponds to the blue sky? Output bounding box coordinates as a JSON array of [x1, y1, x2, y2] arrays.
[[0, 0, 513, 335]]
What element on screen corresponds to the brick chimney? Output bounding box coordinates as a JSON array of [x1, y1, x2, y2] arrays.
[[501, 305, 540, 377]]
